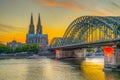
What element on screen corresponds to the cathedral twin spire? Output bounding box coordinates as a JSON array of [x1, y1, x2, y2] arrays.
[[37, 13, 42, 34], [29, 13, 34, 34], [29, 13, 42, 34]]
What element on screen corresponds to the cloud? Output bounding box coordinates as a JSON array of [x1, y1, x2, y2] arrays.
[[109, 1, 120, 8], [33, 0, 120, 13], [0, 23, 15, 28], [0, 24, 14, 32], [34, 0, 87, 11], [0, 23, 25, 32]]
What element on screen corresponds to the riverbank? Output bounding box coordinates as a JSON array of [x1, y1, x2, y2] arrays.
[[0, 53, 55, 59], [0, 53, 32, 59]]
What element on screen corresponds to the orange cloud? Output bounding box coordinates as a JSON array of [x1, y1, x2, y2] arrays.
[[44, 1, 80, 11], [34, 0, 86, 11], [45, 1, 58, 6]]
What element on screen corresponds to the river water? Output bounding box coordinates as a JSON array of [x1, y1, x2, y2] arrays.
[[0, 58, 120, 80]]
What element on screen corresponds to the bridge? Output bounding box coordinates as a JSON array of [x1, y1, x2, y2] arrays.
[[49, 16, 120, 71]]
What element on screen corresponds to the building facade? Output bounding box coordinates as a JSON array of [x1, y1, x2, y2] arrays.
[[26, 13, 48, 48], [7, 40, 23, 49]]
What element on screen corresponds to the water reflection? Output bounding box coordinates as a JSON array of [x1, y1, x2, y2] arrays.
[[81, 58, 120, 80], [26, 59, 83, 80], [0, 59, 28, 80], [81, 58, 105, 80], [0, 58, 120, 80]]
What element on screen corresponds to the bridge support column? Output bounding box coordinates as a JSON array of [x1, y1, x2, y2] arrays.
[[74, 48, 86, 60], [104, 47, 120, 71], [55, 49, 61, 59], [55, 49, 74, 59]]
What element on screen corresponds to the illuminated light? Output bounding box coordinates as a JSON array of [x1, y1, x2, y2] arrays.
[[55, 49, 60, 54], [54, 59, 58, 63], [104, 47, 114, 55]]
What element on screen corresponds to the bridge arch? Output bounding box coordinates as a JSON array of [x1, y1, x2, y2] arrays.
[[62, 16, 120, 46], [50, 37, 63, 48], [50, 16, 120, 48]]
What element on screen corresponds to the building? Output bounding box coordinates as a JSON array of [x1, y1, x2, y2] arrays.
[[26, 13, 48, 48], [7, 40, 23, 49]]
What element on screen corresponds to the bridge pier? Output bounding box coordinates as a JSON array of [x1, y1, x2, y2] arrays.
[[74, 48, 86, 60], [104, 47, 120, 71], [55, 49, 74, 59], [55, 48, 86, 60]]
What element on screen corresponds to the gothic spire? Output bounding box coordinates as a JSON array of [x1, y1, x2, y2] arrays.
[[30, 13, 33, 25], [38, 13, 41, 25], [29, 13, 35, 34], [36, 13, 42, 34]]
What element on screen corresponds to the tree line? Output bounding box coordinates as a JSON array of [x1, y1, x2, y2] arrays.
[[0, 44, 40, 54]]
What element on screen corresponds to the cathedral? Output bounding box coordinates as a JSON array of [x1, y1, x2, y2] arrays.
[[26, 13, 48, 48]]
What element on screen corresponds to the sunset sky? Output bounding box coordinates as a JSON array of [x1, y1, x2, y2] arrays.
[[0, 0, 120, 44]]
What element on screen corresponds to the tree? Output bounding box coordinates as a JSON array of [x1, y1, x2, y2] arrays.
[[30, 44, 40, 53], [14, 46, 23, 53], [0, 44, 13, 54], [14, 44, 40, 53], [86, 48, 94, 52]]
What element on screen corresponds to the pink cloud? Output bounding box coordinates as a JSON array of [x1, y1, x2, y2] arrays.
[[34, 0, 87, 11]]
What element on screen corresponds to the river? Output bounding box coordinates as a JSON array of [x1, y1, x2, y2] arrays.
[[0, 58, 120, 80]]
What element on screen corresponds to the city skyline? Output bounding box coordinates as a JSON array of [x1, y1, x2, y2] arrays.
[[0, 0, 120, 43]]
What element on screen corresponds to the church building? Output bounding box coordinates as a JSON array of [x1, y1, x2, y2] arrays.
[[26, 13, 48, 48]]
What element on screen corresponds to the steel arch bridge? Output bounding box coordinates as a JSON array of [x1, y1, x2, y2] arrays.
[[50, 16, 120, 48], [50, 37, 63, 47]]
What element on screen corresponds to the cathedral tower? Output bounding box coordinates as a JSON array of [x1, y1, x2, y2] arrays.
[[29, 13, 35, 34], [36, 13, 42, 34], [26, 13, 48, 48]]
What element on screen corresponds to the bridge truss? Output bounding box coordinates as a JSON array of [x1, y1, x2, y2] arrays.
[[50, 16, 120, 48]]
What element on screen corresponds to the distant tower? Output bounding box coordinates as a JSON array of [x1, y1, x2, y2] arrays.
[[36, 13, 42, 34], [29, 13, 35, 34]]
